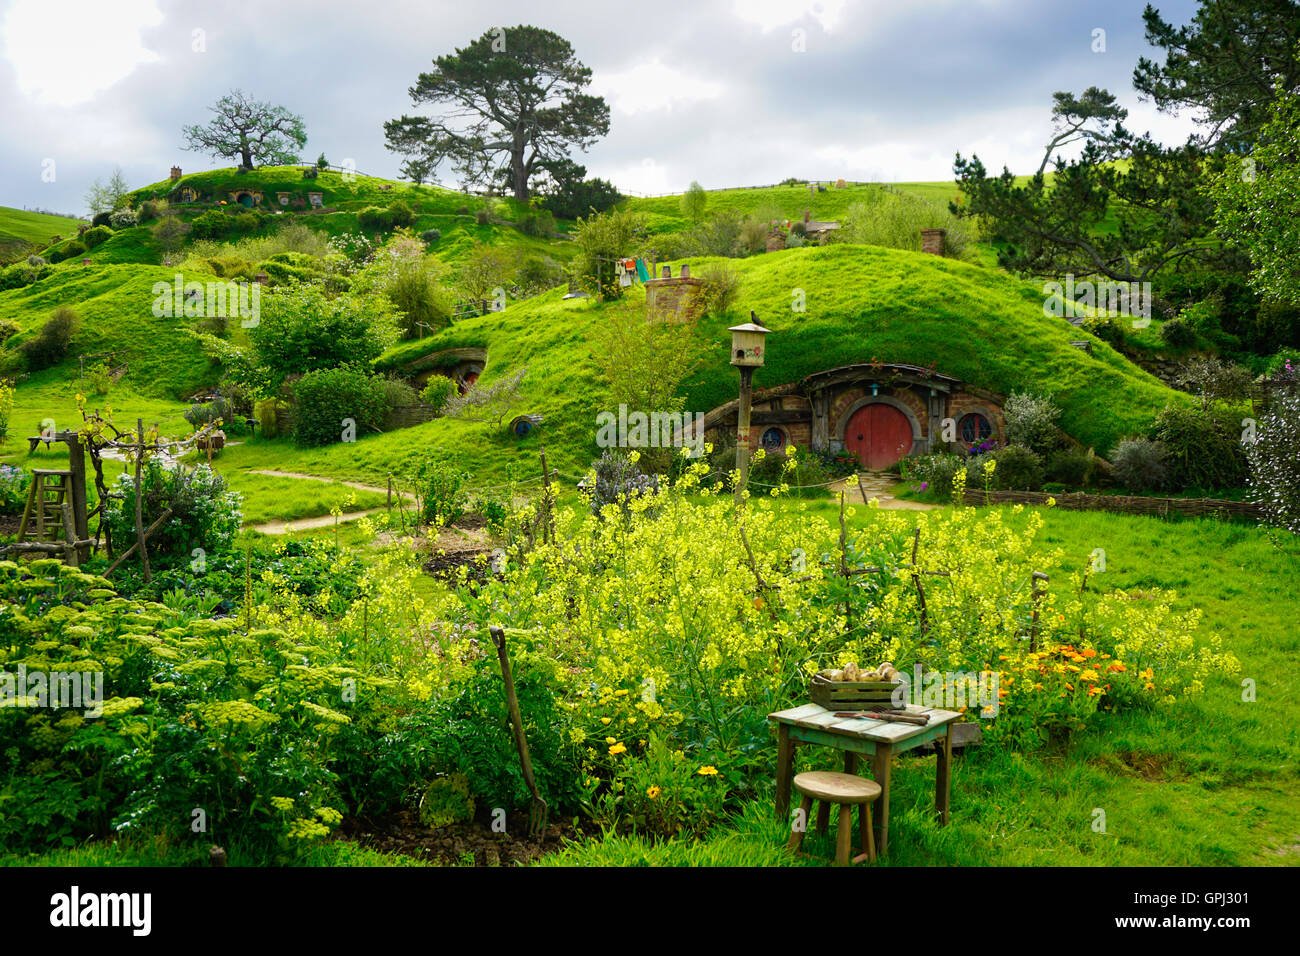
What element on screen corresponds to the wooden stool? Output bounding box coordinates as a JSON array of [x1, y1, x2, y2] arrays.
[[786, 771, 880, 866]]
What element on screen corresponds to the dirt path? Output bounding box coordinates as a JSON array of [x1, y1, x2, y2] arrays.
[[243, 469, 415, 535], [831, 472, 939, 511], [246, 469, 413, 500]]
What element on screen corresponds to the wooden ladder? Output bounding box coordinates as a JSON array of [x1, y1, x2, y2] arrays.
[[16, 469, 74, 544]]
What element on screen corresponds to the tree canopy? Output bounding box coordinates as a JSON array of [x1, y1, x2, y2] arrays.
[[182, 90, 307, 169], [383, 25, 610, 200]]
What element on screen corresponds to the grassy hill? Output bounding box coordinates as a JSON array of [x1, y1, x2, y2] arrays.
[[303, 243, 1184, 487], [0, 206, 86, 261]]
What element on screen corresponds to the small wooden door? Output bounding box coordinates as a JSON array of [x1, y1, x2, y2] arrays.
[[844, 403, 913, 470]]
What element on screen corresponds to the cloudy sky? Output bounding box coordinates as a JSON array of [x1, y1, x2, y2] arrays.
[[1, 0, 1202, 215]]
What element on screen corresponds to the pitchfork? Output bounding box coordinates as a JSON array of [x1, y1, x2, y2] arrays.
[[489, 625, 549, 837]]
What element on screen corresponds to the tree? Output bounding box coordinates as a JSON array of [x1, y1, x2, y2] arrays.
[[182, 90, 307, 169], [953, 101, 1223, 283], [1210, 88, 1300, 306], [152, 213, 188, 257], [458, 241, 513, 309], [1133, 0, 1300, 151], [529, 158, 622, 219], [1034, 88, 1129, 176], [681, 181, 708, 222], [84, 166, 130, 216], [384, 25, 610, 200]]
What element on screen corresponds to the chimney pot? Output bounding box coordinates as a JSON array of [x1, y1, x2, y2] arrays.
[[662, 265, 672, 278], [681, 264, 690, 278], [920, 228, 947, 255], [170, 166, 182, 181], [803, 209, 810, 224]]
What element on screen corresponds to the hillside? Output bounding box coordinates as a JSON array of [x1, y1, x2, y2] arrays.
[[235, 243, 1189, 488], [0, 206, 86, 261]]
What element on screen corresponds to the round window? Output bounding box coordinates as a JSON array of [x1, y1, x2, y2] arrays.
[[959, 413, 992, 444], [760, 427, 786, 451]]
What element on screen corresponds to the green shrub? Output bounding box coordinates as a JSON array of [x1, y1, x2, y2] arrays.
[[1245, 390, 1300, 533], [254, 397, 281, 438], [82, 225, 114, 248], [293, 365, 387, 447], [108, 208, 138, 229], [1111, 437, 1169, 492], [1082, 315, 1127, 350], [388, 200, 414, 228], [1151, 403, 1248, 491], [0, 462, 28, 513], [418, 375, 455, 413], [748, 447, 830, 498], [901, 453, 965, 496], [233, 212, 259, 234], [383, 257, 453, 338], [137, 198, 168, 222], [1045, 448, 1101, 488], [102, 461, 242, 560], [358, 206, 393, 231], [474, 207, 491, 225], [516, 254, 563, 295], [1003, 391, 1062, 453], [989, 444, 1044, 491], [49, 240, 86, 263], [518, 209, 556, 238], [379, 377, 418, 429], [91, 211, 112, 228], [1160, 317, 1196, 348], [20, 305, 79, 370], [183, 396, 232, 429], [190, 210, 233, 241], [421, 228, 442, 244], [413, 452, 469, 526], [697, 261, 742, 317]]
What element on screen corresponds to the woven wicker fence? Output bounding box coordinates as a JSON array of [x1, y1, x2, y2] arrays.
[[961, 488, 1262, 521]]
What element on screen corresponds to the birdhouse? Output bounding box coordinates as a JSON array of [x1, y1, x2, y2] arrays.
[[729, 313, 772, 367]]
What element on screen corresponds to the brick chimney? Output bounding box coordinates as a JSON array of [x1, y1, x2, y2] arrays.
[[920, 228, 946, 255], [645, 265, 703, 323], [170, 166, 182, 181], [803, 209, 811, 225]]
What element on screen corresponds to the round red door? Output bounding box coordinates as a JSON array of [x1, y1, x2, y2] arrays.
[[844, 403, 913, 470]]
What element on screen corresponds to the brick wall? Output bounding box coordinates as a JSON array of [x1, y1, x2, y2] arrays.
[[946, 391, 1005, 447]]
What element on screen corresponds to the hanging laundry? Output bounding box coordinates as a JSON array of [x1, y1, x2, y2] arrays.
[[634, 258, 650, 282]]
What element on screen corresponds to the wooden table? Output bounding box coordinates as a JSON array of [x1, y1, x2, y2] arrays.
[[769, 702, 961, 856]]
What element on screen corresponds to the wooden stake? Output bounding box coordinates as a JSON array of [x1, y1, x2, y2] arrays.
[[134, 419, 151, 584]]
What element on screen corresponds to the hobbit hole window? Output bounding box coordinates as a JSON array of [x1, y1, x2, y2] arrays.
[[761, 427, 787, 451], [959, 413, 992, 444]]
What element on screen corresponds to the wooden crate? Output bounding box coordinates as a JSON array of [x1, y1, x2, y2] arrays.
[[809, 675, 905, 711]]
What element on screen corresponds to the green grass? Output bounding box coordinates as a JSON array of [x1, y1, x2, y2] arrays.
[[0, 836, 430, 867], [0, 264, 218, 398], [542, 503, 1300, 867], [223, 469, 389, 526], [0, 205, 85, 257]]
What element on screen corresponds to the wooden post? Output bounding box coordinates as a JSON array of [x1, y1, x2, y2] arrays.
[[66, 433, 90, 562], [60, 502, 78, 568], [839, 492, 851, 632], [1029, 571, 1049, 652], [936, 725, 952, 825], [134, 419, 151, 584], [734, 365, 754, 504], [911, 526, 929, 636], [539, 444, 554, 545], [872, 741, 893, 856], [775, 724, 794, 817]]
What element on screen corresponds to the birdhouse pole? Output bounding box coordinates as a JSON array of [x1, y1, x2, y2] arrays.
[[728, 314, 772, 505]]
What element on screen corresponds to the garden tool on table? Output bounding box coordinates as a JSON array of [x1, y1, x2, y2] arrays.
[[490, 625, 550, 837]]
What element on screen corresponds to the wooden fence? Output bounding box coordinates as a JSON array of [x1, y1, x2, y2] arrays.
[[961, 488, 1262, 521]]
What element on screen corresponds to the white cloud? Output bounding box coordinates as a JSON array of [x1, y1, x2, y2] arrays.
[[732, 0, 849, 31], [591, 59, 723, 114], [3, 0, 163, 107]]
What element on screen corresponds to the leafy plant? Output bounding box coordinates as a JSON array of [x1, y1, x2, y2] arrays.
[[1110, 437, 1170, 493], [292, 365, 387, 447]]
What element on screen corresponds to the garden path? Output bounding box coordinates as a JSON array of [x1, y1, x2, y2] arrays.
[[831, 472, 938, 511]]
